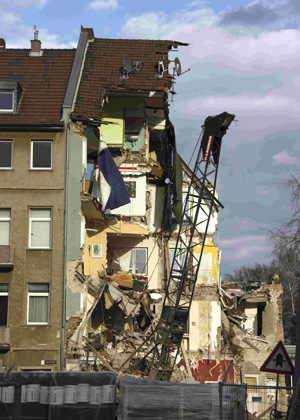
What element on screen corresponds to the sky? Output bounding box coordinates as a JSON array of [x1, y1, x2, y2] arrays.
[[1, 0, 300, 277]]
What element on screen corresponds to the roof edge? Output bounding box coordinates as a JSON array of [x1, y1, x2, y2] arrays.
[[0, 123, 64, 132], [63, 32, 89, 108]]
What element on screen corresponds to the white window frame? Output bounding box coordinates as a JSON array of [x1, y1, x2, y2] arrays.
[[0, 208, 11, 246], [0, 140, 13, 170], [92, 243, 102, 258], [0, 284, 9, 326], [244, 374, 259, 386], [0, 91, 14, 112], [129, 248, 147, 275], [29, 208, 51, 249], [27, 284, 49, 325], [30, 140, 53, 170], [182, 192, 193, 224]]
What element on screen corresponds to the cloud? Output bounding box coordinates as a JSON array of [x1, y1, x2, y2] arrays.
[[174, 94, 299, 119], [104, 25, 112, 34], [88, 0, 119, 11], [258, 190, 270, 196], [219, 0, 279, 27], [219, 235, 270, 261], [0, 0, 77, 49], [2, 12, 22, 25], [220, 235, 265, 247], [272, 149, 297, 164], [1, 0, 48, 9], [219, 0, 300, 31], [118, 6, 217, 40]]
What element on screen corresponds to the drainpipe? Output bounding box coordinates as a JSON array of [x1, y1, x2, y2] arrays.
[[60, 120, 71, 371]]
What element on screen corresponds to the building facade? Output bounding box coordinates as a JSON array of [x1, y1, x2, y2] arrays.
[[0, 33, 75, 371]]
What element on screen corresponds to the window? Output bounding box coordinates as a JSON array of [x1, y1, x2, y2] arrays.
[[0, 91, 13, 112], [182, 193, 193, 225], [0, 140, 13, 169], [124, 108, 145, 151], [125, 181, 136, 198], [29, 208, 51, 249], [199, 253, 212, 270], [245, 376, 258, 386], [169, 248, 185, 272], [31, 140, 52, 169], [27, 283, 49, 325], [92, 243, 102, 258], [0, 81, 23, 113], [0, 284, 9, 326], [129, 248, 147, 275], [0, 209, 10, 246]]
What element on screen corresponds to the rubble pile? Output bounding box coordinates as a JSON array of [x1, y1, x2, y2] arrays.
[[66, 265, 283, 387], [66, 272, 162, 376]]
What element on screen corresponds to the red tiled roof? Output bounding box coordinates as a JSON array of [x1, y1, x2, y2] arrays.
[[72, 38, 186, 121], [0, 49, 75, 125]]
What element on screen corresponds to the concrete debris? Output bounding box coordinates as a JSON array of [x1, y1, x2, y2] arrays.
[[66, 266, 283, 389], [66, 272, 161, 375]]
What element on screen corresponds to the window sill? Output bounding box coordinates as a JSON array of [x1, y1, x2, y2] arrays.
[[26, 248, 52, 251], [22, 324, 51, 327], [0, 263, 14, 272], [0, 168, 13, 171], [29, 168, 53, 171]]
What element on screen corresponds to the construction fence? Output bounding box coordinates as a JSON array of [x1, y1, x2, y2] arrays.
[[0, 371, 248, 420], [0, 371, 116, 420], [244, 384, 294, 420]]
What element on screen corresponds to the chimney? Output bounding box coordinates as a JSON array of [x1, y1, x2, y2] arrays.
[[80, 26, 95, 41], [30, 25, 43, 56], [0, 38, 5, 51]]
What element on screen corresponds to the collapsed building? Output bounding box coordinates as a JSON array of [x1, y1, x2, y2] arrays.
[[64, 27, 188, 371], [0, 24, 284, 391], [62, 28, 284, 390]]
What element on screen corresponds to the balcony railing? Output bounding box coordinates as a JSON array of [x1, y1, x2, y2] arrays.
[[0, 245, 14, 271], [0, 245, 11, 263], [0, 326, 10, 343], [0, 326, 10, 354]]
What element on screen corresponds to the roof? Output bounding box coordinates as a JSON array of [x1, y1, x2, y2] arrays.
[[0, 49, 75, 126], [72, 37, 187, 121]]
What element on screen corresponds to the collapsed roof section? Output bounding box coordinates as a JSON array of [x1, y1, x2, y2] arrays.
[[71, 30, 188, 122]]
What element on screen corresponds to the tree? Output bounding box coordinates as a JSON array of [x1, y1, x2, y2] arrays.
[[224, 172, 300, 344], [268, 171, 300, 344], [224, 262, 276, 290]]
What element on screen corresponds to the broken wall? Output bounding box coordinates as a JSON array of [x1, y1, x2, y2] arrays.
[[110, 170, 147, 217], [63, 113, 88, 317], [106, 234, 163, 290], [188, 287, 222, 353]]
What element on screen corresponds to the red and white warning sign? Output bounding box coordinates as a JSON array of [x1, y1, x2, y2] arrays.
[[260, 341, 294, 375]]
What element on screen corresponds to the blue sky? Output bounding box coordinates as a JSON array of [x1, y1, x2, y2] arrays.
[[1, 0, 300, 277]]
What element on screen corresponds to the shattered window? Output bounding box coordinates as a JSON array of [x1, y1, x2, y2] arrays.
[[27, 283, 49, 324], [125, 181, 136, 198], [129, 248, 147, 275], [0, 140, 12, 169], [31, 140, 52, 169], [0, 283, 9, 326], [0, 91, 13, 111]]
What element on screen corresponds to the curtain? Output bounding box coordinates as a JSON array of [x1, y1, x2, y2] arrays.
[[28, 296, 48, 323]]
